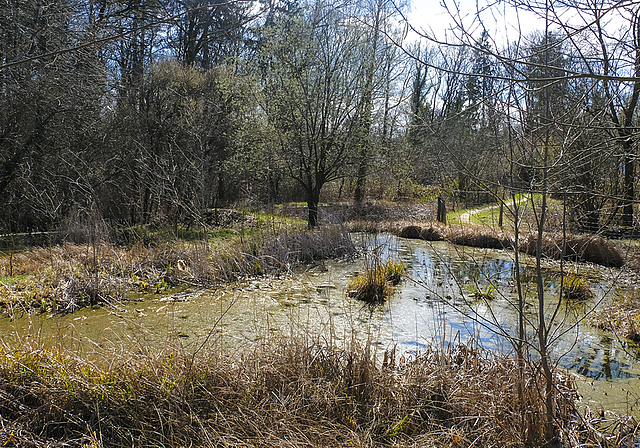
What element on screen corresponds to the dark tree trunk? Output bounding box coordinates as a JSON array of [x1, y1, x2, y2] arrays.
[[623, 150, 635, 228], [142, 187, 151, 225], [306, 186, 320, 228], [307, 200, 318, 228]]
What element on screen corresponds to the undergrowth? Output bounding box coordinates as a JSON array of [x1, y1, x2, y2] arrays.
[[0, 224, 356, 316], [0, 337, 634, 447]]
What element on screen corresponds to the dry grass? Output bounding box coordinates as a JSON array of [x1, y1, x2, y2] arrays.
[[445, 225, 513, 249], [592, 289, 640, 342], [0, 226, 356, 315], [0, 336, 631, 448], [519, 233, 624, 268], [384, 222, 623, 269], [334, 197, 624, 269]]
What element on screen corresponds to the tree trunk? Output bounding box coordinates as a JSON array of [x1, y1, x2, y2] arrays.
[[622, 150, 635, 228], [307, 200, 318, 228], [307, 185, 321, 228]]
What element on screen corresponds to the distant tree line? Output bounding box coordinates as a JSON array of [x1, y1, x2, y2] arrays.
[[1, 0, 639, 232]]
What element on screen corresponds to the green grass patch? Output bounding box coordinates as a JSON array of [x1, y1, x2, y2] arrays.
[[0, 274, 30, 285], [277, 202, 329, 208], [446, 208, 471, 225], [468, 283, 497, 300], [446, 194, 558, 231]]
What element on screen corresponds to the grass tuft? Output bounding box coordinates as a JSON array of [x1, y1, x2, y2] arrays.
[[445, 225, 513, 249], [520, 233, 624, 267], [347, 260, 405, 303], [562, 275, 594, 301], [468, 283, 496, 300]]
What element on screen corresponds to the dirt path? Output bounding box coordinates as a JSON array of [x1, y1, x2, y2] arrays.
[[458, 197, 529, 225], [458, 205, 495, 224]]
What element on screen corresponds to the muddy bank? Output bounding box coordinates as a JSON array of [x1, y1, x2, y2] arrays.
[[387, 222, 625, 268]]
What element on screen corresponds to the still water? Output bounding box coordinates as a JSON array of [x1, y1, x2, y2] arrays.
[[2, 234, 639, 416]]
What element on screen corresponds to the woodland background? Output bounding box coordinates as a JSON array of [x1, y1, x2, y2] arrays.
[[2, 0, 639, 232]]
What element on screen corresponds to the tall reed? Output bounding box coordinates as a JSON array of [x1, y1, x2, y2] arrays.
[[0, 335, 627, 448]]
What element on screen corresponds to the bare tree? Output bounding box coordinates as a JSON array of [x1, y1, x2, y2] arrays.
[[260, 0, 376, 227]]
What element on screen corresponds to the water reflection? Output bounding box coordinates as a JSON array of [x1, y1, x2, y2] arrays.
[[1, 234, 639, 415]]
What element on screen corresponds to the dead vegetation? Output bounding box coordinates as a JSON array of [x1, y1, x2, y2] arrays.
[[445, 225, 513, 250], [0, 336, 635, 448], [592, 289, 640, 342], [386, 223, 624, 268], [335, 201, 625, 268], [0, 225, 355, 315], [518, 233, 624, 268]]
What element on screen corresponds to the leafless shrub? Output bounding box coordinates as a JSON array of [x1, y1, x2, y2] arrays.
[[344, 220, 383, 233], [59, 210, 111, 245]]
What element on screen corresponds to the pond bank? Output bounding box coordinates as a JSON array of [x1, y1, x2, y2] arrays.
[[0, 335, 633, 448], [1, 230, 639, 445], [0, 224, 355, 317]]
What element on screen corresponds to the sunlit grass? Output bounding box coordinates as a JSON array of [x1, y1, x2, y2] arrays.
[[0, 334, 613, 448], [347, 260, 405, 303], [0, 274, 29, 285], [446, 194, 570, 233], [562, 275, 594, 301]]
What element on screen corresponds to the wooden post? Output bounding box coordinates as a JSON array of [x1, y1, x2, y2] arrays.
[[437, 197, 447, 224]]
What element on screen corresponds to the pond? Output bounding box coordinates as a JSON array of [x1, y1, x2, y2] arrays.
[[1, 234, 639, 417]]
